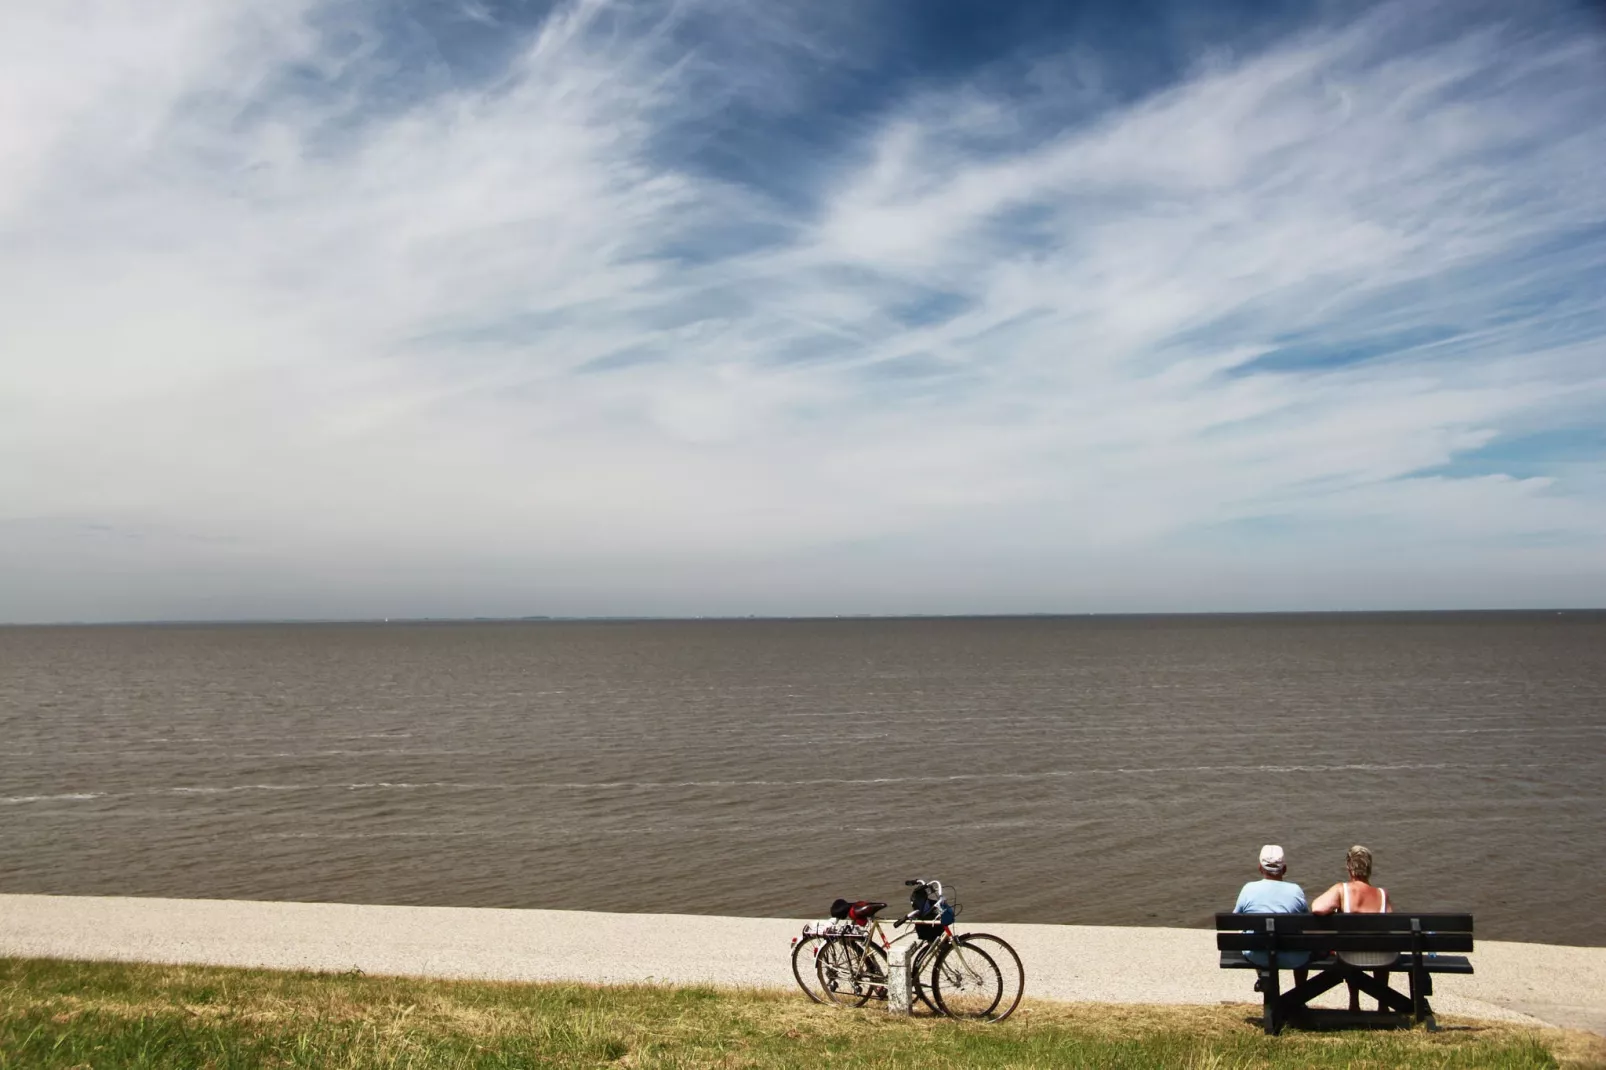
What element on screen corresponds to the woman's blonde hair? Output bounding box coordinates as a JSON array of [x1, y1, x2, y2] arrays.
[[1345, 845, 1374, 881]]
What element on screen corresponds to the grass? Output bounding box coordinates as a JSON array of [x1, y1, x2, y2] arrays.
[[2, 957, 1602, 1069]]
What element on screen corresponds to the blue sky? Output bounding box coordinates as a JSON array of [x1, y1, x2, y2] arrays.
[[1, 0, 1604, 620]]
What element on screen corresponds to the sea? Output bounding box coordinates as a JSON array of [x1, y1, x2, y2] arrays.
[[2, 613, 1602, 945]]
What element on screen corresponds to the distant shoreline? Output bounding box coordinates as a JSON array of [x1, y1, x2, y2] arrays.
[[6, 608, 1604, 628]]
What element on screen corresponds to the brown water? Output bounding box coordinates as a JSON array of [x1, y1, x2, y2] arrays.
[[1, 614, 1602, 944]]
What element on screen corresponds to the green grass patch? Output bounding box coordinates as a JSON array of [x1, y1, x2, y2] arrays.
[[1, 957, 1599, 1069]]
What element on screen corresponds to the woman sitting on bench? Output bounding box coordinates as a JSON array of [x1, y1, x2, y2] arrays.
[[1311, 844, 1396, 1012]]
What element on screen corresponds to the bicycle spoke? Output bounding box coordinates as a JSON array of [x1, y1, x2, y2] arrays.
[[816, 936, 885, 1007], [948, 933, 1024, 1021], [933, 941, 1004, 1020], [816, 938, 865, 1006]]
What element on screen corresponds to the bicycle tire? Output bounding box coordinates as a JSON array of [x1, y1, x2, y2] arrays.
[[910, 939, 941, 1013], [815, 936, 863, 1006], [932, 939, 1004, 1021], [816, 936, 887, 1007], [949, 933, 1024, 1021], [791, 933, 829, 1003]]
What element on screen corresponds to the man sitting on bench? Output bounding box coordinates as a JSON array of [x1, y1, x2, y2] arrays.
[[1234, 844, 1310, 988]]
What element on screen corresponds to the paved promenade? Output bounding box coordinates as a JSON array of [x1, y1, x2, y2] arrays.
[[2, 895, 1602, 1035]]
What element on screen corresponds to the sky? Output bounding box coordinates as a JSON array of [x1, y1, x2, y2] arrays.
[[2, 0, 1604, 622]]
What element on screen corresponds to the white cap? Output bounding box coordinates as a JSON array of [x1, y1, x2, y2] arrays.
[[1259, 844, 1287, 873]]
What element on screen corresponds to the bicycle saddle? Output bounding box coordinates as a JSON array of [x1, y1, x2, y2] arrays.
[[848, 901, 888, 924]]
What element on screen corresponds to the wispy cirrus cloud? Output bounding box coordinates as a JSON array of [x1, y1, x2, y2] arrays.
[[1, 0, 1603, 620]]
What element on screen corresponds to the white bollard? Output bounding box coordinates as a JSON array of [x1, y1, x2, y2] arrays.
[[886, 939, 915, 1015]]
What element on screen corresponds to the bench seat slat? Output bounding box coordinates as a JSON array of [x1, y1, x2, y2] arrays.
[[1218, 933, 1473, 953], [1218, 950, 1473, 974], [1216, 912, 1473, 934]]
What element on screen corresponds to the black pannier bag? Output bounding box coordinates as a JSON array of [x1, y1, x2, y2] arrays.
[[830, 898, 852, 920]]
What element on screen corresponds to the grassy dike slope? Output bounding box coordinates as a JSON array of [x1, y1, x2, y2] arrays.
[[4, 958, 1603, 1069]]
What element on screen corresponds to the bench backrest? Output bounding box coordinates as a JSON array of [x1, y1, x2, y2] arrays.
[[1216, 913, 1474, 954]]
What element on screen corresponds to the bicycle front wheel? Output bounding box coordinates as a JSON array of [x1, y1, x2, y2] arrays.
[[816, 937, 887, 1007], [791, 934, 828, 1003], [932, 939, 1004, 1020], [911, 939, 941, 1013], [948, 934, 1023, 1021]]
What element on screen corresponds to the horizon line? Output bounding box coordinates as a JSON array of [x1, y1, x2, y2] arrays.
[[4, 608, 1603, 628]]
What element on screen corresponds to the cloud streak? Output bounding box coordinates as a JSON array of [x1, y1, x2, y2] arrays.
[[2, 0, 1604, 619]]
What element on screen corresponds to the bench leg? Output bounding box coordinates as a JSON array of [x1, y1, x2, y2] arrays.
[[1348, 969, 1390, 1013], [1407, 968, 1438, 1031], [1273, 965, 1345, 1030], [1347, 968, 1414, 1017], [1285, 967, 1346, 1005], [1261, 967, 1279, 1035]]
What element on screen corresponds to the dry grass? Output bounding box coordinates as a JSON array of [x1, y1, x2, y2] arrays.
[[2, 957, 1601, 1069]]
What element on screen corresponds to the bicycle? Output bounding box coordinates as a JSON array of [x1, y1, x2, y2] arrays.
[[814, 879, 1024, 1022], [790, 916, 865, 1003]]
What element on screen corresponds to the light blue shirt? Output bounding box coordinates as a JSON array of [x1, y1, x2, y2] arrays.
[[1234, 878, 1308, 914], [1234, 878, 1310, 968]]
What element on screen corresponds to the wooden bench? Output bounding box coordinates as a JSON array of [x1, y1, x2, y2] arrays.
[[1216, 912, 1474, 1034]]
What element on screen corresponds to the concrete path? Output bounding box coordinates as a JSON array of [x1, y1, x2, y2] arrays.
[[2, 895, 1602, 1035]]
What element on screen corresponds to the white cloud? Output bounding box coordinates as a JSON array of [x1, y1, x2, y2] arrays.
[[1, 0, 1604, 620]]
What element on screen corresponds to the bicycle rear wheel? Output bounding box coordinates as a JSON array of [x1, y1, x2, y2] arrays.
[[948, 934, 1023, 1021], [932, 940, 1004, 1020], [791, 934, 828, 1003], [816, 937, 887, 1007]]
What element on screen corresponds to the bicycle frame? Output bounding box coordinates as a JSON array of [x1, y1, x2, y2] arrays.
[[823, 912, 970, 1000]]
